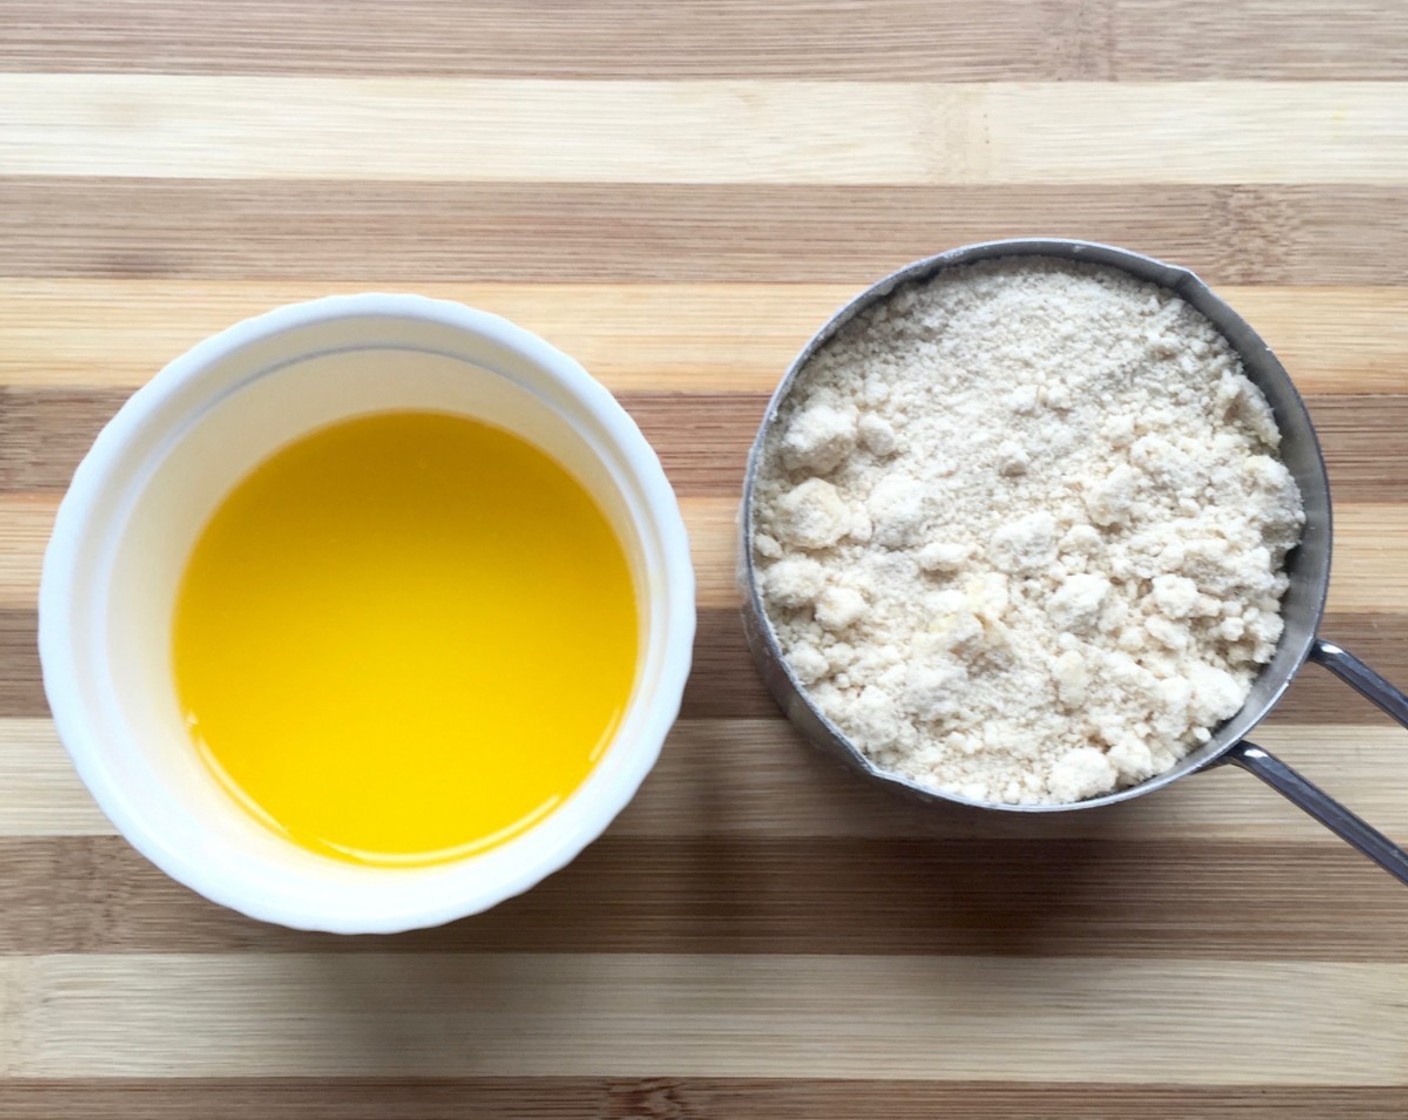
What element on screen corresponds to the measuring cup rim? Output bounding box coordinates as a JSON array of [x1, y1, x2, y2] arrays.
[[739, 237, 1332, 814]]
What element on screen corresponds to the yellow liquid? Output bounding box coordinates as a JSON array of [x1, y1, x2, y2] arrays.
[[172, 410, 638, 866]]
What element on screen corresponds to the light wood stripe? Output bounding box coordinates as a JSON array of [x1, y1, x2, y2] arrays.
[[1332, 507, 1408, 614], [0, 495, 742, 608], [5, 179, 1406, 286], [3, 953, 1404, 1080], [0, 496, 53, 608], [3, 281, 1406, 395], [8, 0, 1405, 82], [3, 78, 1405, 185], [6, 717, 1407, 844], [0, 719, 100, 836], [0, 1079, 1403, 1120], [0, 282, 851, 394], [2, 495, 1406, 612]]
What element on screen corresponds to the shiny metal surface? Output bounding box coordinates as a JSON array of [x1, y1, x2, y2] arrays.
[[1310, 638, 1408, 727], [1225, 740, 1408, 885], [739, 238, 1408, 879]]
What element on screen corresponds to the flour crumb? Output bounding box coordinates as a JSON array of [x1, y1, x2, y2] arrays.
[[771, 477, 852, 550], [753, 257, 1304, 805], [780, 402, 857, 474]]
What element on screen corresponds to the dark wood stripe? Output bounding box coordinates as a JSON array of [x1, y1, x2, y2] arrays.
[[0, 383, 721, 494], [1275, 615, 1408, 727], [0, 1079, 1402, 1120], [626, 393, 766, 498], [8, 0, 1404, 80], [10, 607, 779, 721], [2, 180, 1406, 285], [1, 833, 1405, 957], [3, 389, 1404, 503], [2, 0, 1106, 79], [10, 607, 1408, 724], [682, 608, 777, 719], [1108, 0, 1408, 81], [0, 388, 767, 497], [0, 608, 45, 718], [696, 607, 1408, 725], [0, 388, 129, 493], [1311, 395, 1408, 504]]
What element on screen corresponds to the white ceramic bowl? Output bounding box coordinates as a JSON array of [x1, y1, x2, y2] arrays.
[[39, 294, 695, 933]]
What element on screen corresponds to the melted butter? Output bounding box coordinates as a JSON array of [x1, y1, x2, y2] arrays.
[[172, 410, 638, 866]]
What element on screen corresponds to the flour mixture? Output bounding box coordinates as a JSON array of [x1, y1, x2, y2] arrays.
[[752, 257, 1304, 804]]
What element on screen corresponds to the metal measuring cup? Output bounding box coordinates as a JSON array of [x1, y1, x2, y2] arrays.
[[739, 238, 1408, 886]]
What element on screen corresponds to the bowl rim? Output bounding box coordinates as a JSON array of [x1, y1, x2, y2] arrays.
[[38, 292, 697, 933]]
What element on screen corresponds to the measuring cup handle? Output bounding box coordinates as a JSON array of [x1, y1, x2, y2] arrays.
[[1311, 638, 1408, 728], [1225, 741, 1408, 886]]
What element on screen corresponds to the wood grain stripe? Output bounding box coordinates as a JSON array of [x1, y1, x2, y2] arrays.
[[687, 501, 1408, 613], [1108, 0, 1408, 81], [5, 77, 1404, 185], [0, 281, 850, 393], [4, 281, 1406, 395], [3, 180, 1407, 285], [9, 718, 1408, 844], [0, 391, 768, 496], [0, 609, 46, 719], [3, 390, 1405, 502], [3, 953, 1405, 1080], [0, 496, 53, 607], [685, 608, 1408, 726], [12, 606, 782, 720], [1, 1079, 1404, 1120], [6, 606, 1407, 724], [9, 0, 1405, 81], [4, 0, 1112, 81], [1308, 396, 1408, 498], [2, 490, 1405, 612], [2, 833, 1407, 959]]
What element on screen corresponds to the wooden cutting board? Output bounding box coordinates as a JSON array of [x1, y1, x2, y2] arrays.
[[2, 3, 1407, 1116]]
